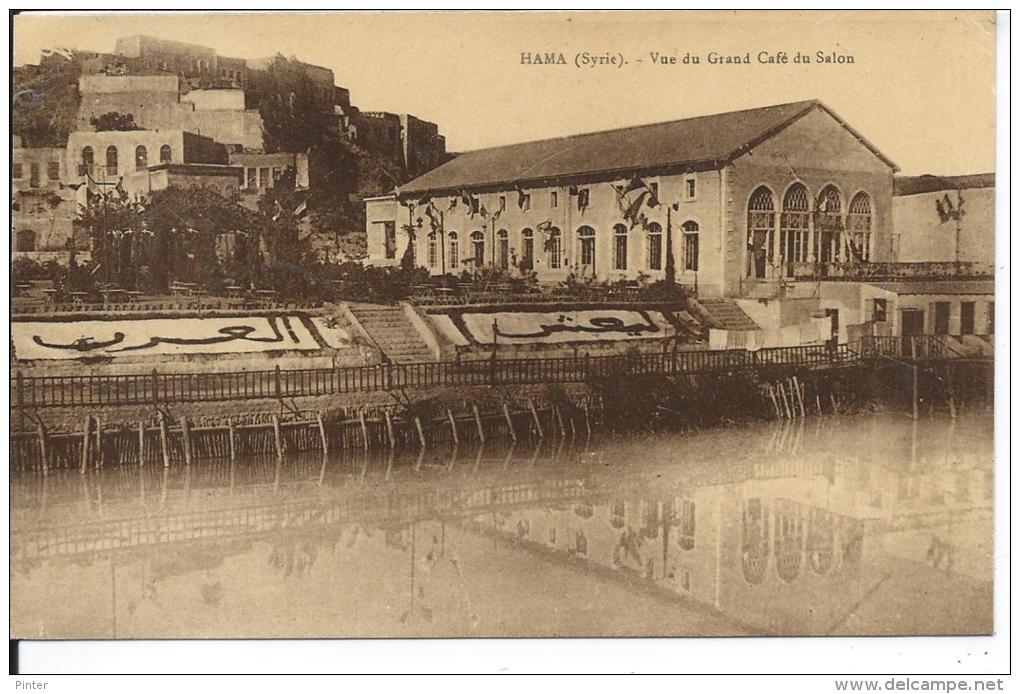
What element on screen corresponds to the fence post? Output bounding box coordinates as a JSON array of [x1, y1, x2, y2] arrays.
[[274, 364, 282, 401], [16, 371, 24, 410], [151, 368, 159, 405]]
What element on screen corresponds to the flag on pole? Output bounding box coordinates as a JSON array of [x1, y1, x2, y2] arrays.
[[622, 175, 648, 195], [624, 191, 649, 227]]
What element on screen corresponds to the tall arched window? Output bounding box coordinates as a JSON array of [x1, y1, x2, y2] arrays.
[[546, 227, 561, 269], [742, 498, 770, 585], [448, 231, 459, 269], [520, 228, 534, 270], [159, 144, 172, 163], [815, 185, 843, 263], [105, 146, 118, 176], [613, 224, 628, 271], [774, 499, 803, 583], [577, 225, 596, 272], [15, 229, 36, 252], [81, 146, 94, 174], [135, 145, 148, 171], [847, 192, 872, 262], [781, 183, 811, 276], [470, 230, 485, 267], [747, 186, 775, 278], [427, 232, 438, 268], [647, 222, 662, 271], [497, 229, 509, 269], [681, 221, 699, 272]]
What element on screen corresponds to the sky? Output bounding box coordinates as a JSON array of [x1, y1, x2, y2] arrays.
[[13, 10, 997, 175]]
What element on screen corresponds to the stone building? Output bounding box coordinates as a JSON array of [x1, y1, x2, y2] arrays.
[[400, 113, 447, 179], [228, 151, 310, 193], [67, 128, 228, 183], [366, 100, 899, 299], [76, 74, 265, 151], [356, 111, 404, 162], [12, 144, 66, 194], [892, 173, 995, 265]]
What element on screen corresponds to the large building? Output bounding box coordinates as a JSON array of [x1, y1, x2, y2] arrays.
[[366, 100, 898, 299], [892, 173, 995, 265], [114, 34, 246, 89]]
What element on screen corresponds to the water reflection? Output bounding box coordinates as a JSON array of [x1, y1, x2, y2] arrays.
[[10, 414, 993, 638]]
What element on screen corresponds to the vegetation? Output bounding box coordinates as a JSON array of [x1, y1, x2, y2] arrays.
[[89, 111, 142, 131], [13, 59, 82, 147]]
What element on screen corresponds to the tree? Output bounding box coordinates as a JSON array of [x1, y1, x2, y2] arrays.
[[13, 59, 82, 147], [89, 111, 143, 131]]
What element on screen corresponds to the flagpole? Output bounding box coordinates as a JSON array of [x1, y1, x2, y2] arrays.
[[440, 210, 447, 286]]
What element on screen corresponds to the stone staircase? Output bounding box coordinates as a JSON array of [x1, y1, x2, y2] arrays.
[[693, 298, 761, 332], [346, 304, 436, 363]]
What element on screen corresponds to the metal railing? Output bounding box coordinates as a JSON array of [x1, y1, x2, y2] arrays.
[[10, 342, 872, 409]]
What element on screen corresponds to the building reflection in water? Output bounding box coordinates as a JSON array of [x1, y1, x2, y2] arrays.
[[10, 414, 993, 638]]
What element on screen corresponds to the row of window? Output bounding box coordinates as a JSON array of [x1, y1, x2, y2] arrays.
[[452, 176, 698, 215], [408, 223, 701, 273], [79, 144, 173, 177], [12, 161, 60, 186], [747, 184, 872, 277], [244, 166, 284, 190]]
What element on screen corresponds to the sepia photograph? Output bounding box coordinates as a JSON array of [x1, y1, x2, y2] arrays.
[[6, 7, 1004, 674]]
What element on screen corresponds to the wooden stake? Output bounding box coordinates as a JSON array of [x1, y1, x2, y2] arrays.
[[583, 402, 592, 437], [555, 406, 567, 437], [529, 400, 544, 438], [768, 384, 781, 419], [359, 410, 370, 451], [503, 402, 517, 443], [792, 377, 806, 417], [181, 416, 193, 467], [228, 418, 237, 463], [272, 413, 284, 459], [472, 404, 485, 443], [79, 415, 92, 475], [447, 408, 460, 446], [385, 410, 396, 448], [36, 421, 48, 476], [910, 337, 919, 421], [94, 414, 103, 469], [414, 415, 426, 448], [815, 393, 822, 416], [158, 413, 171, 468], [137, 420, 146, 466]]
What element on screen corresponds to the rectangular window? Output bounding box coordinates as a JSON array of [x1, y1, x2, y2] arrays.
[[498, 195, 506, 212], [258, 167, 270, 189], [522, 236, 534, 270], [29, 162, 40, 188], [577, 188, 590, 209], [648, 235, 662, 271], [272, 167, 282, 185], [649, 182, 659, 201], [47, 161, 60, 180], [521, 193, 531, 211], [550, 191, 558, 208], [383, 222, 396, 259], [873, 298, 888, 323], [246, 168, 257, 189], [960, 301, 975, 335], [684, 174, 697, 201], [934, 301, 950, 335], [12, 163, 22, 179]]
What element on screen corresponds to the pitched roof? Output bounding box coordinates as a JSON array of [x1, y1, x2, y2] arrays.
[[894, 173, 995, 197], [399, 100, 897, 197]]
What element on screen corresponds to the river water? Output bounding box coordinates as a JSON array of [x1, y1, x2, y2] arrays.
[[10, 412, 993, 638]]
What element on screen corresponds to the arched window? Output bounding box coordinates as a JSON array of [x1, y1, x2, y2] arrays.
[[81, 146, 94, 174], [105, 146, 118, 176], [774, 500, 803, 583], [681, 221, 699, 272], [747, 186, 775, 279], [470, 230, 485, 267], [15, 229, 36, 252], [647, 222, 662, 271], [577, 225, 596, 272], [781, 184, 811, 276], [742, 498, 770, 585], [815, 185, 843, 263], [613, 224, 628, 271], [497, 229, 509, 269], [546, 227, 561, 269], [448, 231, 459, 269], [135, 145, 148, 171], [427, 232, 438, 268], [847, 192, 872, 262], [520, 228, 534, 270], [159, 144, 172, 163]]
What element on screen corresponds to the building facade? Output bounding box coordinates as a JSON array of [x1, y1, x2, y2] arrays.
[[892, 174, 995, 264], [67, 129, 228, 183], [366, 100, 898, 299]]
